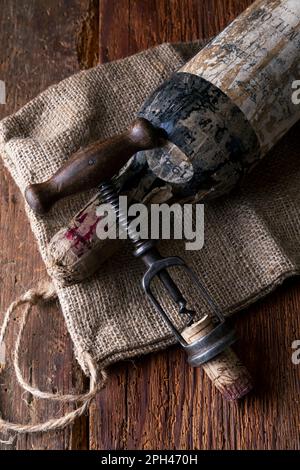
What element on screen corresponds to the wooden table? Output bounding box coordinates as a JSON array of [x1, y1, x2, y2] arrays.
[[0, 0, 299, 450]]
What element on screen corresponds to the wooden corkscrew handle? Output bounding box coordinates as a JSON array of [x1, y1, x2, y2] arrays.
[[25, 118, 161, 214]]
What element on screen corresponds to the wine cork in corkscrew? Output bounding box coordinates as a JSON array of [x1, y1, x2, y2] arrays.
[[182, 316, 253, 400]]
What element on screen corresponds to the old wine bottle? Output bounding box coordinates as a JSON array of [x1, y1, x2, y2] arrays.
[[133, 0, 300, 202]]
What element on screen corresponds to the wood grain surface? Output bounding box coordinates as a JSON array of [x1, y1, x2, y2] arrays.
[[0, 0, 92, 450], [0, 0, 299, 450]]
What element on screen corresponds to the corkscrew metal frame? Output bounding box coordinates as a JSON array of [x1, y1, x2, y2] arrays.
[[98, 182, 236, 368]]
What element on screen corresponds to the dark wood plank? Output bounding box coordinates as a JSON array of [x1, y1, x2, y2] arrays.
[[0, 0, 98, 450], [99, 0, 255, 62], [91, 0, 300, 450]]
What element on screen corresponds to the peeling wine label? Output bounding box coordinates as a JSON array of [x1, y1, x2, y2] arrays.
[[181, 0, 300, 154], [139, 73, 260, 199], [145, 140, 194, 184]]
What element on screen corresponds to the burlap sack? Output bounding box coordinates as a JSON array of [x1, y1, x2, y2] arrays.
[[0, 41, 299, 378]]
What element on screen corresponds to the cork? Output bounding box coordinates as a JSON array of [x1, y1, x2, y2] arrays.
[[182, 316, 253, 400]]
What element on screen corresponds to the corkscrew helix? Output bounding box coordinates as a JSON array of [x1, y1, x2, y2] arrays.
[[25, 118, 253, 400]]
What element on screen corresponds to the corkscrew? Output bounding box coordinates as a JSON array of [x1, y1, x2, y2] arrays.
[[25, 117, 253, 400], [99, 181, 238, 369]]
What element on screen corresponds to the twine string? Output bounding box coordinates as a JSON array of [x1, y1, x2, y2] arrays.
[[0, 280, 107, 435]]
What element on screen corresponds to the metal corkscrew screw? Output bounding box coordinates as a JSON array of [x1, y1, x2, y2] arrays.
[[98, 182, 252, 399]]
